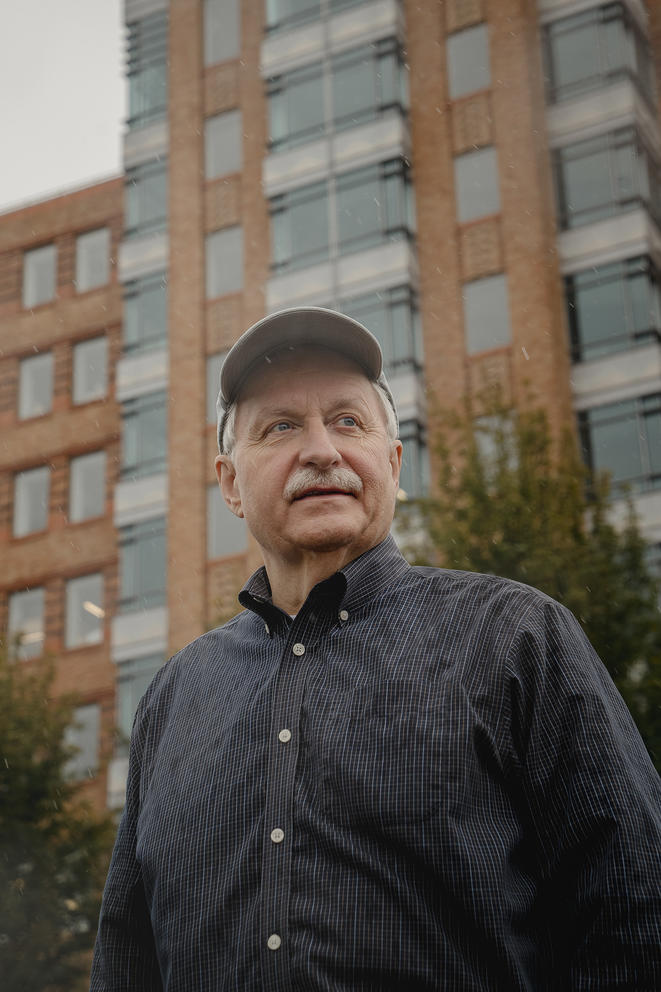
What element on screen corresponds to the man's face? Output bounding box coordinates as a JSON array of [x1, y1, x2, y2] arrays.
[[216, 348, 402, 570]]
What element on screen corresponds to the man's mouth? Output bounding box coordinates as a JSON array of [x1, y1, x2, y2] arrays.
[[294, 488, 355, 500]]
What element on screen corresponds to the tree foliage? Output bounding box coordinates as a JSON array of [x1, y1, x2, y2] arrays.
[[0, 651, 114, 991], [398, 395, 661, 769]]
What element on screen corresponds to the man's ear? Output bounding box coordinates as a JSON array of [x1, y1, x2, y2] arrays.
[[390, 440, 403, 489], [215, 454, 244, 518]]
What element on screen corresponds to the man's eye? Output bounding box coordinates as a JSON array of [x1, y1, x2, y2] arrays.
[[269, 421, 291, 433], [338, 415, 358, 427]]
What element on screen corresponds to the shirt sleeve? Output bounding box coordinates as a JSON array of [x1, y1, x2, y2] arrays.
[[89, 692, 163, 992], [512, 599, 661, 988]]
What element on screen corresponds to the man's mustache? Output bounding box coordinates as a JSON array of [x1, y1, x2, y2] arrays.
[[283, 468, 363, 502]]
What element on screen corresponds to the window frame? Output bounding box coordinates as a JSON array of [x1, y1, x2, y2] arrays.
[[75, 227, 111, 293], [72, 336, 108, 406], [127, 10, 169, 129], [579, 392, 661, 493], [13, 465, 50, 538], [118, 517, 167, 613], [65, 573, 105, 650], [565, 255, 661, 362], [18, 351, 54, 420], [120, 390, 168, 481], [69, 450, 107, 524], [22, 243, 56, 308], [554, 126, 661, 231], [7, 587, 45, 661], [123, 272, 168, 355], [125, 160, 169, 238]]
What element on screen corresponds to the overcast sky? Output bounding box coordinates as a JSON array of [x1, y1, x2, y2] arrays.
[[0, 0, 125, 213]]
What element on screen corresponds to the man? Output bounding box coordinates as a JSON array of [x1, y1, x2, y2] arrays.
[[92, 307, 661, 991]]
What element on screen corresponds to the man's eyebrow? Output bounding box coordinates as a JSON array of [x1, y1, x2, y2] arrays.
[[250, 396, 370, 425]]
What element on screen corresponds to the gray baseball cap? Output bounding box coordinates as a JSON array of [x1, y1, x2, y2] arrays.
[[216, 306, 398, 452]]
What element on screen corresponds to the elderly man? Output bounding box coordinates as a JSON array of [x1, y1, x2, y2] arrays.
[[91, 307, 661, 991]]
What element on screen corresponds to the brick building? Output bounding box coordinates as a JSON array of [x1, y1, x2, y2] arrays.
[[1, 0, 660, 808]]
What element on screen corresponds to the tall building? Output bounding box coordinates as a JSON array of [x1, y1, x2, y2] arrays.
[[1, 0, 660, 808]]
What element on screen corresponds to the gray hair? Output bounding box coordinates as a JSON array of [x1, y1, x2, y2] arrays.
[[218, 378, 398, 457]]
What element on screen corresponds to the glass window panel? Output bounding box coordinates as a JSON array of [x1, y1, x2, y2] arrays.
[[603, 11, 626, 74], [8, 587, 44, 661], [23, 244, 56, 308], [204, 0, 240, 65], [463, 274, 512, 354], [454, 146, 501, 222], [75, 228, 110, 292], [206, 351, 228, 424], [125, 164, 168, 235], [73, 337, 108, 404], [121, 391, 167, 480], [589, 404, 643, 484], [65, 573, 104, 648], [266, 0, 319, 30], [447, 24, 491, 99], [207, 485, 248, 558], [574, 270, 625, 354], [333, 56, 375, 127], [561, 143, 613, 226], [128, 12, 168, 128], [269, 71, 324, 148], [117, 655, 163, 743], [64, 704, 100, 780], [13, 466, 49, 537], [69, 451, 106, 523], [549, 18, 600, 97], [337, 173, 381, 251], [18, 352, 53, 419], [271, 184, 329, 270], [645, 402, 661, 477], [119, 519, 167, 612], [205, 110, 242, 178], [124, 273, 168, 353], [206, 227, 243, 298]]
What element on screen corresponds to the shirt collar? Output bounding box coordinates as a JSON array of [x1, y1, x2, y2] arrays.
[[238, 535, 410, 632]]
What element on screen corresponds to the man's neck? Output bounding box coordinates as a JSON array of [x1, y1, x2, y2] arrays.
[[263, 547, 357, 615]]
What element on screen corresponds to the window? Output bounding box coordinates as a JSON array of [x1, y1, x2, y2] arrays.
[[73, 336, 108, 404], [206, 351, 228, 424], [338, 286, 422, 373], [119, 518, 167, 612], [446, 24, 491, 99], [125, 161, 168, 237], [65, 573, 104, 648], [543, 3, 655, 106], [121, 391, 167, 480], [554, 127, 660, 230], [75, 228, 110, 292], [204, 0, 240, 65], [128, 11, 168, 128], [463, 274, 512, 354], [18, 352, 53, 419], [13, 466, 49, 538], [271, 182, 329, 272], [64, 704, 100, 780], [117, 655, 163, 745], [454, 146, 501, 222], [268, 64, 324, 150], [69, 451, 106, 523], [267, 40, 408, 150], [206, 227, 243, 298], [271, 160, 414, 273], [205, 111, 242, 178], [336, 160, 413, 255], [265, 0, 319, 31], [8, 587, 44, 660], [398, 421, 427, 500], [565, 256, 661, 362], [207, 484, 248, 558], [23, 244, 56, 308], [124, 273, 167, 354], [579, 393, 661, 492]]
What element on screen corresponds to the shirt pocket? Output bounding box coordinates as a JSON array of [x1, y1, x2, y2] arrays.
[[314, 678, 444, 830]]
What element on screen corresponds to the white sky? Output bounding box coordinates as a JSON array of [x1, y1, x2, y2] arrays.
[[0, 0, 126, 213]]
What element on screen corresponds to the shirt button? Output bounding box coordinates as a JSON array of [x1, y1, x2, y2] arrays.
[[267, 933, 281, 951], [278, 728, 292, 743], [339, 609, 349, 621], [292, 642, 305, 656], [271, 828, 284, 844], [264, 622, 270, 634]]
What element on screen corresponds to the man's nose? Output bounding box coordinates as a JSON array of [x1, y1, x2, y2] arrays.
[[298, 420, 341, 468]]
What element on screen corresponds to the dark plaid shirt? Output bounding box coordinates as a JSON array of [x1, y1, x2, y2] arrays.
[[91, 537, 661, 991]]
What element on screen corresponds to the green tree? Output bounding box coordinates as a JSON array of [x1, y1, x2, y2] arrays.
[[398, 395, 661, 769], [0, 651, 114, 991]]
